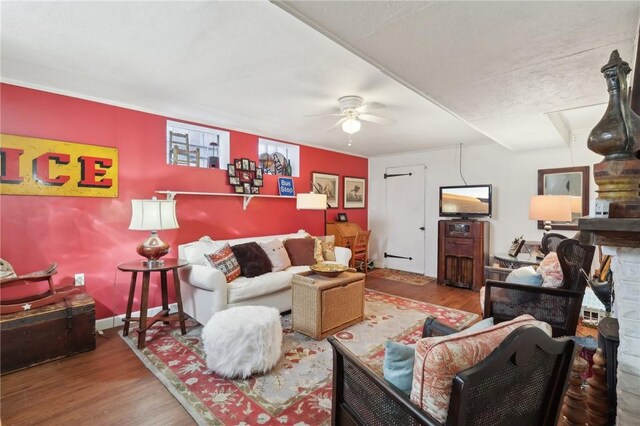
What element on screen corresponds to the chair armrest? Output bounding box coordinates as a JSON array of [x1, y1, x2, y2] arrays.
[[178, 264, 227, 292], [328, 336, 440, 426], [485, 280, 583, 297], [422, 317, 458, 338], [334, 246, 352, 266]]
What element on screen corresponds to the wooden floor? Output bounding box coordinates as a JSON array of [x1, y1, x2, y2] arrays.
[[0, 276, 595, 425]]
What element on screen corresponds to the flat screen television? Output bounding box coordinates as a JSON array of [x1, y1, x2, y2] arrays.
[[439, 184, 492, 218]]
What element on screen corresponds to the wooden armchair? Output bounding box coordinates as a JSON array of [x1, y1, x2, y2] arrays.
[[329, 317, 577, 425], [484, 239, 595, 337], [0, 263, 78, 314], [350, 230, 371, 273]]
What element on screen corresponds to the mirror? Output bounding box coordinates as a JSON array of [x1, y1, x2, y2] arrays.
[[537, 166, 589, 230]]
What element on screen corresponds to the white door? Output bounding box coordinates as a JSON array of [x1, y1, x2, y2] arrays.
[[384, 164, 425, 274]]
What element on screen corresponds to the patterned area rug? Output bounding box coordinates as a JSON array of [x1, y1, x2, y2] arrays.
[[120, 289, 478, 425], [367, 268, 436, 286]]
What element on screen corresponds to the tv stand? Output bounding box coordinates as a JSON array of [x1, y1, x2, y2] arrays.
[[437, 220, 489, 291]]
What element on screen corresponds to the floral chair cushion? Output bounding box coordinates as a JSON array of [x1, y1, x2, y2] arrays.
[[410, 314, 552, 424]]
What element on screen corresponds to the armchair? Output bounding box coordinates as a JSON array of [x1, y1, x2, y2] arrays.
[[540, 232, 567, 255], [484, 239, 595, 337], [329, 317, 577, 425]]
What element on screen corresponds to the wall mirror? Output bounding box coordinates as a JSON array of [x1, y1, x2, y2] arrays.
[[537, 166, 589, 230]]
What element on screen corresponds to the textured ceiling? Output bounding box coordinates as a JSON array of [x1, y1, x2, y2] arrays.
[[1, 1, 638, 157]]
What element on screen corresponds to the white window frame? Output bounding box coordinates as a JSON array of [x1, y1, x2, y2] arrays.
[[166, 120, 230, 169], [258, 138, 300, 177]]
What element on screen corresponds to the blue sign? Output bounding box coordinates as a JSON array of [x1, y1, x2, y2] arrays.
[[278, 177, 295, 197]]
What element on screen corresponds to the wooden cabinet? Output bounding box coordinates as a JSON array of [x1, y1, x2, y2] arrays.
[[437, 220, 489, 291], [326, 221, 363, 249]]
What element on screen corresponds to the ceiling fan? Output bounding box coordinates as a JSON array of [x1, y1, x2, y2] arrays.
[[310, 96, 392, 134]]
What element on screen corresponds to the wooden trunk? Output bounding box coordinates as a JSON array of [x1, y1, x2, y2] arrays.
[[1, 292, 96, 375]]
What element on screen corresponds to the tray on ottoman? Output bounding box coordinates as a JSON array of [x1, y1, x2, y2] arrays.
[[292, 270, 365, 340]]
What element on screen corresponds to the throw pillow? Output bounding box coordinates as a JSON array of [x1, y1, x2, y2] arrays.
[[538, 252, 563, 288], [322, 240, 336, 261], [505, 266, 543, 286], [284, 238, 316, 266], [258, 239, 292, 272], [231, 242, 273, 278], [204, 243, 241, 283], [383, 340, 416, 395], [314, 239, 325, 263], [382, 317, 494, 396]]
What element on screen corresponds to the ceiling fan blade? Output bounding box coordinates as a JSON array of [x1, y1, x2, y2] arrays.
[[327, 117, 348, 132], [359, 113, 394, 125], [356, 102, 385, 113], [304, 112, 344, 117]]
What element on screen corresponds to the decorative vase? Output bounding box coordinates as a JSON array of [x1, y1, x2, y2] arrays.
[[587, 50, 640, 218]]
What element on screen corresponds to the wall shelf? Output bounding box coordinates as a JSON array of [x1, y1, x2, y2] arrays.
[[155, 190, 293, 210]]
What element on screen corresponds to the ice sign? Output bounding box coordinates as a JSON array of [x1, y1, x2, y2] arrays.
[[278, 177, 295, 197]]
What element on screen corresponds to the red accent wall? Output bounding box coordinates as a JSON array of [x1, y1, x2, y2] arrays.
[[0, 84, 368, 320]]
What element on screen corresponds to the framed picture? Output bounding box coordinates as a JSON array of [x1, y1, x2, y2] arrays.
[[337, 212, 348, 222], [229, 176, 240, 185], [234, 185, 244, 194], [251, 186, 260, 194], [312, 172, 339, 208], [243, 183, 251, 194], [241, 158, 250, 171], [256, 168, 263, 179], [508, 238, 526, 257], [344, 176, 366, 209], [240, 171, 252, 183], [234, 159, 242, 170], [252, 178, 263, 187], [249, 161, 256, 171], [228, 164, 236, 176]]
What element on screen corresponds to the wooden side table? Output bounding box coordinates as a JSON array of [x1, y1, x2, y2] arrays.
[[118, 259, 188, 349]]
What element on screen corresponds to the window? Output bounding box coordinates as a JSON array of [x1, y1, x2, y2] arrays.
[[258, 138, 299, 177], [166, 120, 230, 169]]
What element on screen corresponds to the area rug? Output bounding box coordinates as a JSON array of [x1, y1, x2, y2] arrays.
[[367, 268, 436, 286], [120, 289, 478, 425]]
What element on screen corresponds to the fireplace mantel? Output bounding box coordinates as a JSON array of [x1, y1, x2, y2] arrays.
[[578, 218, 640, 248]]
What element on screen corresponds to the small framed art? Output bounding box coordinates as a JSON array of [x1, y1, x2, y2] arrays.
[[344, 176, 365, 209], [337, 213, 349, 222], [312, 172, 339, 208]]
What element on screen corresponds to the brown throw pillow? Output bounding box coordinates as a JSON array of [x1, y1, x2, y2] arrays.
[[230, 242, 272, 278], [284, 238, 316, 266]]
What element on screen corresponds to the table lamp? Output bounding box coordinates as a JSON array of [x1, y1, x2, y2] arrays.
[[528, 195, 572, 234], [129, 197, 179, 267], [296, 192, 328, 234]]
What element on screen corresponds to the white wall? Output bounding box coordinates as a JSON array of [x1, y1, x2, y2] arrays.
[[368, 128, 602, 277]]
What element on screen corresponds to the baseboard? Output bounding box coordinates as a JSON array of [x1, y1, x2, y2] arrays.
[[95, 303, 178, 331]]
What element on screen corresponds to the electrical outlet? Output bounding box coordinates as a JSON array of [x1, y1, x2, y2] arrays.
[[74, 273, 85, 286]]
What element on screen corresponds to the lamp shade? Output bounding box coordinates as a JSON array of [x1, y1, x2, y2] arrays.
[[129, 199, 179, 231], [296, 193, 327, 210], [528, 195, 572, 222]]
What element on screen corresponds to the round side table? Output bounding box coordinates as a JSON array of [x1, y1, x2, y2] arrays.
[[118, 259, 188, 349]]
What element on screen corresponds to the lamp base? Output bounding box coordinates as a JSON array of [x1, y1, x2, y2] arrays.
[[137, 231, 170, 267]]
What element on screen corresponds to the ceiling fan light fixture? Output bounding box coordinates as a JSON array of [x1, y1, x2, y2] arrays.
[[342, 117, 361, 134]]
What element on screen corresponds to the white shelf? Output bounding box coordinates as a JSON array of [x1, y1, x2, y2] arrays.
[[155, 190, 293, 210]]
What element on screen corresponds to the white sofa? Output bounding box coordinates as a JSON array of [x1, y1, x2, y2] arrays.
[[178, 230, 352, 325]]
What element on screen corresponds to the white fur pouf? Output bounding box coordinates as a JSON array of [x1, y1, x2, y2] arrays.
[[201, 305, 283, 379]]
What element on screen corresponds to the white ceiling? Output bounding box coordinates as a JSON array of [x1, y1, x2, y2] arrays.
[[1, 1, 638, 157]]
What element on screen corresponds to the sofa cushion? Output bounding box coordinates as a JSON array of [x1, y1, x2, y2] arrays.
[[506, 266, 543, 286], [314, 239, 325, 263], [539, 252, 563, 288], [259, 239, 292, 272], [183, 237, 221, 266], [284, 238, 316, 266], [227, 271, 293, 304], [410, 314, 552, 424], [231, 242, 272, 278], [205, 243, 241, 283]]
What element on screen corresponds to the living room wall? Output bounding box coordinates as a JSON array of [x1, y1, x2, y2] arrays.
[[0, 84, 368, 320], [368, 130, 601, 278]]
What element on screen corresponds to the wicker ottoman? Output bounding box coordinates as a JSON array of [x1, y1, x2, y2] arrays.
[[292, 271, 365, 340], [201, 305, 282, 378]]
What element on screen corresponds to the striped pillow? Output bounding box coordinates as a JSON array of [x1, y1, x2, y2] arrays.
[[205, 243, 241, 283]]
